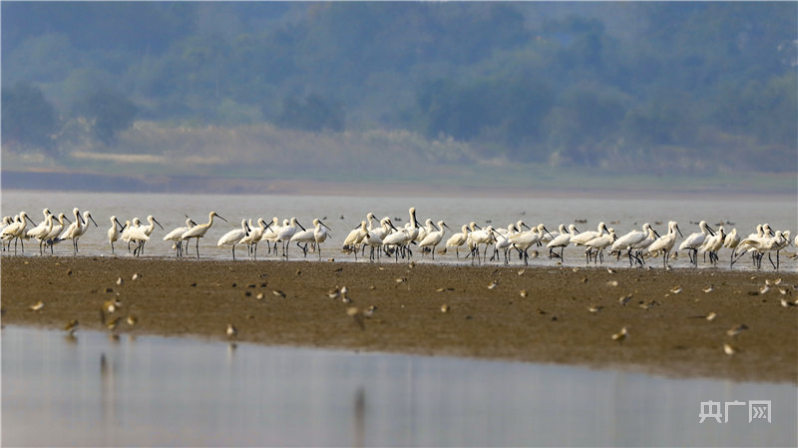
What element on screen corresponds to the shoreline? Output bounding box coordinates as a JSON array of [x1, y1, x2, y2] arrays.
[[2, 257, 796, 384], [3, 169, 797, 199]]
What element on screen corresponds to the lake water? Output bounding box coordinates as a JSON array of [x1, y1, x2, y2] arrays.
[[2, 190, 796, 270], [2, 326, 796, 447]]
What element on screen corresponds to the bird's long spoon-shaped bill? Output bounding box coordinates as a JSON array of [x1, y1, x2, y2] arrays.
[[153, 218, 164, 230]]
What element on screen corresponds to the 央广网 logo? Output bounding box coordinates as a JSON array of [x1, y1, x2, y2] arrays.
[[699, 400, 771, 423]]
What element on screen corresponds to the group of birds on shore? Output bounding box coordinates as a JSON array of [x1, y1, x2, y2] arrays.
[[2, 206, 796, 270]]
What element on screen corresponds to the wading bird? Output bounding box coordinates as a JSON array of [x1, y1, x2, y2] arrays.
[[181, 211, 228, 259]]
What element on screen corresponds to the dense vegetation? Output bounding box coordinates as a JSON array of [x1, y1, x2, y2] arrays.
[[2, 2, 796, 174]]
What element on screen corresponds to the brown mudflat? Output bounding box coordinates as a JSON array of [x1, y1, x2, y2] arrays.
[[2, 257, 796, 383]]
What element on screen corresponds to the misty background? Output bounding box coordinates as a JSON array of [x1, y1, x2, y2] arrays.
[[2, 2, 796, 194]]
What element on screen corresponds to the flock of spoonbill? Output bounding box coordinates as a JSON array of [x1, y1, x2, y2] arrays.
[[1, 207, 795, 271]]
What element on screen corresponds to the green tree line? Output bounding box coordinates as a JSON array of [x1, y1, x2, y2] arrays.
[[2, 2, 795, 172]]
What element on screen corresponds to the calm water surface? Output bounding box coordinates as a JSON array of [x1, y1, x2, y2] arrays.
[[2, 326, 796, 447], [2, 190, 796, 270]]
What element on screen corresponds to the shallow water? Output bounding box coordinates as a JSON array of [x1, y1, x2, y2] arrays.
[[2, 190, 796, 270], [2, 326, 795, 446]]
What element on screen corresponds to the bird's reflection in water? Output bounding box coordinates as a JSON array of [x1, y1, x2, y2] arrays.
[[354, 387, 365, 448]]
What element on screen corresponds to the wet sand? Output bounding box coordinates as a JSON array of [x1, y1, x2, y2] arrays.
[[2, 257, 796, 383]]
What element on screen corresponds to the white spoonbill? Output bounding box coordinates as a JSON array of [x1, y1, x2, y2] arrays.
[[723, 228, 740, 266], [419, 220, 450, 260], [546, 224, 579, 261], [611, 223, 658, 266], [406, 207, 421, 242], [678, 220, 715, 267], [509, 223, 550, 265], [241, 218, 269, 259], [277, 217, 305, 257], [181, 211, 228, 259], [490, 225, 514, 264], [25, 208, 52, 241], [291, 218, 331, 259], [126, 224, 152, 257], [41, 213, 69, 255], [648, 221, 683, 268], [742, 230, 787, 270], [121, 217, 142, 252], [382, 224, 413, 262], [444, 224, 470, 259], [415, 218, 436, 243], [135, 215, 164, 256], [260, 217, 283, 254], [163, 217, 196, 258], [107, 216, 126, 254], [629, 225, 660, 266], [217, 219, 250, 260], [767, 230, 791, 270], [699, 226, 725, 267], [570, 222, 609, 246], [57, 209, 95, 255], [313, 218, 332, 260], [343, 221, 368, 260], [363, 230, 384, 262], [2, 211, 37, 254], [28, 213, 55, 255], [466, 224, 495, 264], [584, 228, 616, 264]]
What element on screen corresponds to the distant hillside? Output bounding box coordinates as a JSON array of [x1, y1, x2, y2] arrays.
[[2, 2, 796, 176]]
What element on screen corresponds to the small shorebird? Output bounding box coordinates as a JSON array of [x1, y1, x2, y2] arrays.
[[612, 327, 628, 343], [726, 324, 749, 337], [106, 317, 122, 332], [618, 294, 632, 306], [347, 307, 365, 330], [723, 343, 736, 356], [103, 298, 122, 313], [30, 301, 45, 312], [272, 290, 286, 298], [226, 324, 238, 339], [703, 285, 714, 293], [440, 304, 450, 313], [64, 319, 78, 335]]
